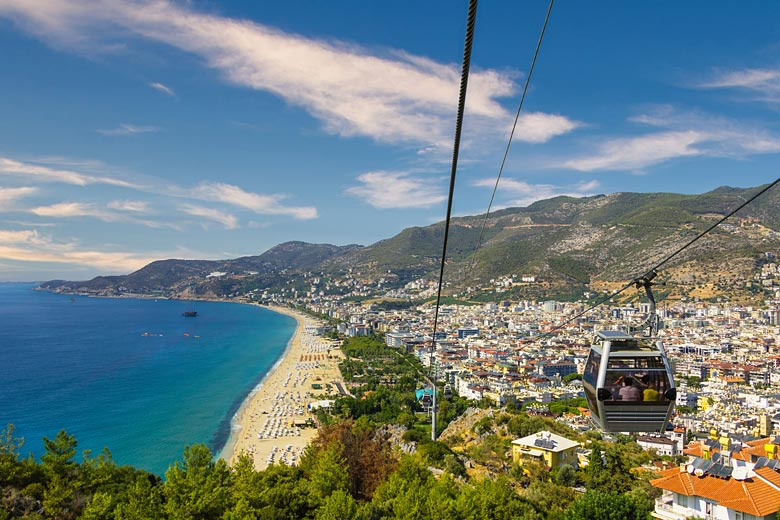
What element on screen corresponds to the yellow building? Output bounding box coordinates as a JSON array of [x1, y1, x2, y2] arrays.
[[511, 430, 580, 469]]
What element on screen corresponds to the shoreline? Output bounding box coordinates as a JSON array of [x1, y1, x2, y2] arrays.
[[215, 303, 300, 463], [32, 286, 344, 470], [218, 304, 345, 470]]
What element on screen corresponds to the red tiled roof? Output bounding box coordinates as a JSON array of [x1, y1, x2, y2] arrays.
[[683, 444, 705, 458], [755, 467, 780, 487], [741, 437, 776, 460], [651, 466, 780, 516], [683, 439, 761, 463]]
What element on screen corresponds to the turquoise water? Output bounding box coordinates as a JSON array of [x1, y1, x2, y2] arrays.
[[0, 283, 295, 476]]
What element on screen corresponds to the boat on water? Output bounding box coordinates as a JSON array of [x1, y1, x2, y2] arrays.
[[182, 311, 198, 317]]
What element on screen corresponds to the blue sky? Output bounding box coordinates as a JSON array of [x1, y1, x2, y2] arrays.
[[1, 1, 780, 281]]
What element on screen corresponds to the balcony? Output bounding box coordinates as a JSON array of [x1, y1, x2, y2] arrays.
[[652, 495, 703, 520]]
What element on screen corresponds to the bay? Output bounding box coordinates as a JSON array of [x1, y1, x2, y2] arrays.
[[0, 283, 295, 476]]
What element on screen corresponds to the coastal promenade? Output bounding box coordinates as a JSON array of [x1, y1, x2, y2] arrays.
[[221, 305, 344, 470]]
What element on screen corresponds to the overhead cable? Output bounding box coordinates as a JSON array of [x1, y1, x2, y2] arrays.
[[430, 0, 479, 441], [469, 0, 555, 274]]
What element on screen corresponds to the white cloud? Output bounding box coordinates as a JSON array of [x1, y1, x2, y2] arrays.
[[630, 105, 780, 155], [179, 204, 239, 229], [699, 68, 780, 102], [191, 182, 317, 220], [107, 200, 150, 212], [577, 179, 601, 192], [345, 170, 446, 209], [0, 0, 578, 149], [562, 130, 706, 172], [0, 228, 157, 272], [559, 105, 780, 172], [1, 154, 317, 223], [97, 123, 161, 136], [5, 220, 56, 228], [0, 229, 50, 246], [30, 201, 169, 228], [474, 178, 600, 207], [0, 186, 38, 208], [30, 202, 114, 220], [0, 156, 137, 187], [149, 81, 175, 96], [513, 113, 581, 144]]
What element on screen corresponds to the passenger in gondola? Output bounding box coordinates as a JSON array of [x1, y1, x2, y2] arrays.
[[641, 374, 660, 401], [605, 373, 623, 400], [618, 376, 641, 401]]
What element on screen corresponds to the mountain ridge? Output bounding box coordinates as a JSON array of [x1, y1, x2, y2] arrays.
[[40, 184, 780, 304]]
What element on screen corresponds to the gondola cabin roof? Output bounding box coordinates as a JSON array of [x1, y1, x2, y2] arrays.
[[595, 330, 633, 340], [592, 330, 660, 355]]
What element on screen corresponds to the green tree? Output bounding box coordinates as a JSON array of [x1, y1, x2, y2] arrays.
[[80, 491, 114, 520], [417, 440, 455, 467], [79, 447, 120, 493], [0, 424, 24, 486], [316, 490, 366, 520], [309, 445, 351, 500], [396, 411, 415, 429], [164, 444, 233, 519], [506, 413, 545, 438], [223, 499, 258, 520], [42, 475, 75, 520], [456, 477, 542, 520], [563, 490, 644, 520], [227, 453, 263, 516], [604, 444, 639, 494], [253, 463, 313, 519], [585, 447, 609, 490], [40, 429, 78, 479], [623, 486, 655, 518], [426, 473, 461, 520], [523, 480, 577, 519], [585, 443, 638, 494], [0, 424, 23, 459], [553, 463, 578, 487], [443, 453, 466, 477], [114, 475, 165, 520], [371, 457, 433, 519]]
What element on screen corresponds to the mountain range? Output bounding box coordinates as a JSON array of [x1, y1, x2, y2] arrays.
[[40, 184, 780, 304]]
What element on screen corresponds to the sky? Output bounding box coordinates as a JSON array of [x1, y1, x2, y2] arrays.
[[1, 1, 780, 281]]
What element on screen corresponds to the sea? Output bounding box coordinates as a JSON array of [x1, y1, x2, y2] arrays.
[[0, 282, 296, 476]]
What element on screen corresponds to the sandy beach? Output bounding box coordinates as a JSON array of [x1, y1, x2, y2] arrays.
[[219, 305, 345, 470]]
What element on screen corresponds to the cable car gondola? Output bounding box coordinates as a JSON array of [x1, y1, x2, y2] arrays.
[[582, 273, 676, 432]]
